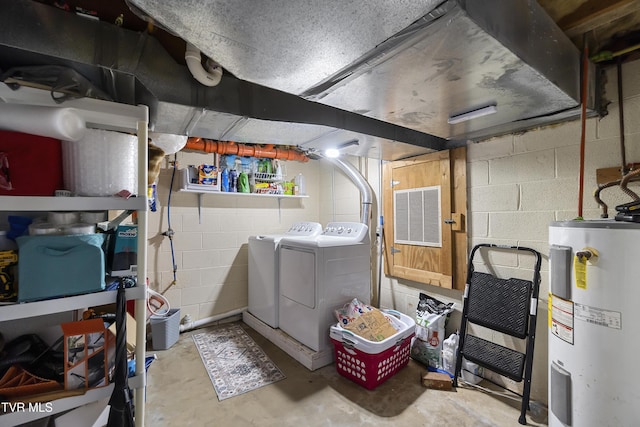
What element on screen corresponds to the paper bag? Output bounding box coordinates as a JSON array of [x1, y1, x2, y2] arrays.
[[343, 309, 398, 342]]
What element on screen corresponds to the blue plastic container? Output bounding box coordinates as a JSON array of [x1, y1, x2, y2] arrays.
[[16, 233, 106, 302]]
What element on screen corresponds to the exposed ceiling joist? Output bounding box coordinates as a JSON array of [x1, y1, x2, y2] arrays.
[[558, 0, 640, 37]]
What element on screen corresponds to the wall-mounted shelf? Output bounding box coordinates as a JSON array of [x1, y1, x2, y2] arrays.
[[178, 167, 308, 223], [180, 188, 308, 198], [178, 168, 308, 198]]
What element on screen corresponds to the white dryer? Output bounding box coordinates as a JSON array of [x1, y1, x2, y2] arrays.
[[248, 222, 323, 328], [278, 222, 371, 353]]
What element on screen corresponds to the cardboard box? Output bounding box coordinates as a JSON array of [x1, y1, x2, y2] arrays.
[[107, 312, 137, 356], [343, 309, 398, 342], [61, 319, 115, 391]]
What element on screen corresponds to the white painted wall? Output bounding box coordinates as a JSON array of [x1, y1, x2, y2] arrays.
[[146, 59, 640, 405]]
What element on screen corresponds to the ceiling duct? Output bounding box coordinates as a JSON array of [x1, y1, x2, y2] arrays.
[[0, 0, 444, 160], [129, 0, 597, 141], [0, 0, 597, 160]]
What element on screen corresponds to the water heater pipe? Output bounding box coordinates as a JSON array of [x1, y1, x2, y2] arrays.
[[578, 44, 589, 218], [184, 137, 309, 162], [620, 167, 640, 200]]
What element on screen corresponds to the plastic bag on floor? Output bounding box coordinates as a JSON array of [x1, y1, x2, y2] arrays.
[[411, 293, 454, 369]]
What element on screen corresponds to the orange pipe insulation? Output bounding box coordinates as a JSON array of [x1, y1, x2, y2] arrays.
[[184, 137, 309, 162]]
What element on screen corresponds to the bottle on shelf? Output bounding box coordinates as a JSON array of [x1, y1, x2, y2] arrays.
[[294, 173, 305, 195], [221, 168, 229, 192], [229, 169, 238, 192]]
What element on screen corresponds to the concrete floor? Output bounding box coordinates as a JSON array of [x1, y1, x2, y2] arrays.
[[145, 318, 548, 427]]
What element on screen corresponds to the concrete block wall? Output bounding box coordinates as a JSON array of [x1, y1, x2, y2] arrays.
[[377, 58, 640, 404], [143, 59, 640, 405], [146, 151, 320, 323]]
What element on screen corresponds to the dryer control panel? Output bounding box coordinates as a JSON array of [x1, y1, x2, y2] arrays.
[[322, 222, 368, 241]]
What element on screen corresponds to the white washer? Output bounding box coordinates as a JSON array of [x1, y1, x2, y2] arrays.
[[278, 222, 371, 353], [248, 222, 323, 328]]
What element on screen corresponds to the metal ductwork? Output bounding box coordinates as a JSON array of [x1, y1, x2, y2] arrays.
[[0, 0, 446, 161], [0, 0, 597, 160], [128, 0, 597, 142]]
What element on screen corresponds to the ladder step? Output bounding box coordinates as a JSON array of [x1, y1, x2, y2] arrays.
[[462, 335, 525, 381], [467, 272, 532, 338]]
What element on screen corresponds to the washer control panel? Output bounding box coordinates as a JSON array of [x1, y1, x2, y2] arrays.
[[286, 222, 323, 235]]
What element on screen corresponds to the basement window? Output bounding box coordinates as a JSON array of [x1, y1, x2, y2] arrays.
[[393, 186, 442, 247]]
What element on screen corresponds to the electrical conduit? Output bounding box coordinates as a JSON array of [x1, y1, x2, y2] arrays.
[[184, 137, 309, 162]]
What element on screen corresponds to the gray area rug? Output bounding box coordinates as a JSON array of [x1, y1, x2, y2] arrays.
[[193, 323, 285, 400]]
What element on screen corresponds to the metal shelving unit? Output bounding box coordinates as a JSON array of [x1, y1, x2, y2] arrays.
[[0, 85, 148, 427], [0, 287, 146, 322]]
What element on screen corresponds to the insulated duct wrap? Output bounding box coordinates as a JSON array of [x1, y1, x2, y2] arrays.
[[62, 129, 138, 196]]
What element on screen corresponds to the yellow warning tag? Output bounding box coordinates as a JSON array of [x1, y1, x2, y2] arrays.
[[574, 255, 587, 289], [548, 293, 552, 328]]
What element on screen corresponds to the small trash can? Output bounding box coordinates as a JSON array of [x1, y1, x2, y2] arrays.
[[150, 308, 181, 350]]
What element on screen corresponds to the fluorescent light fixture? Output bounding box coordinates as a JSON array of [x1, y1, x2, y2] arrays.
[[324, 139, 359, 158], [448, 104, 498, 125]]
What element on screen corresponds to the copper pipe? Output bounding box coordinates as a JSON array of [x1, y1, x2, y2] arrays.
[[578, 44, 589, 218], [183, 137, 309, 162], [617, 58, 627, 173]]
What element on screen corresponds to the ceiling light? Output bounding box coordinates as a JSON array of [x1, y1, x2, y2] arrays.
[[324, 139, 359, 158], [448, 104, 498, 125], [325, 148, 340, 158]]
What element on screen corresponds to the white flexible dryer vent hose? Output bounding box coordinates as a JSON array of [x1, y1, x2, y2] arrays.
[[185, 43, 223, 87]]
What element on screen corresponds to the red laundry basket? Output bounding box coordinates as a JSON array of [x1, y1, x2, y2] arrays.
[[330, 309, 415, 390]]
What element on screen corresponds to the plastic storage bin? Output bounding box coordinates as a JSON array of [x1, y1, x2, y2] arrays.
[[329, 309, 416, 390], [150, 308, 181, 350], [0, 131, 63, 196], [16, 234, 106, 302]]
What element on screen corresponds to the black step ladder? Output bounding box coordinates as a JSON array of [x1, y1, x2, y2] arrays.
[[453, 244, 541, 425]]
